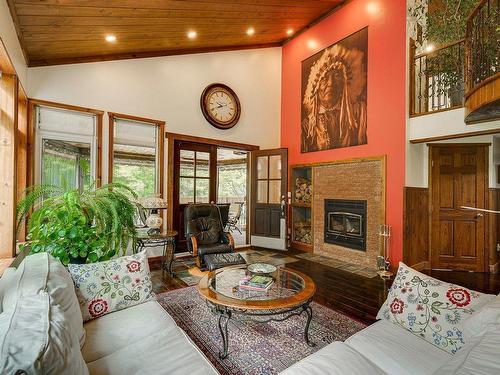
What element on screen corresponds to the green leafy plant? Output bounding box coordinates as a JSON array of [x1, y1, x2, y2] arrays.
[[425, 0, 479, 45], [428, 1, 480, 103], [17, 183, 138, 265]]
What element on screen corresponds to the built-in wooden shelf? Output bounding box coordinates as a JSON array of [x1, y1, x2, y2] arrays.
[[290, 165, 313, 253], [291, 202, 311, 208], [290, 240, 313, 253]]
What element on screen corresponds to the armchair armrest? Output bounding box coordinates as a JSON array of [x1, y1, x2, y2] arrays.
[[187, 235, 199, 257], [221, 232, 235, 250]]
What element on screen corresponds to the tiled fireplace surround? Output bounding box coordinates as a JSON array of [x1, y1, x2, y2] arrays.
[[313, 157, 385, 269]]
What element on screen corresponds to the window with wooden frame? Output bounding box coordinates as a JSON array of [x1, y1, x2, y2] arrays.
[[108, 113, 165, 198], [31, 100, 103, 191]]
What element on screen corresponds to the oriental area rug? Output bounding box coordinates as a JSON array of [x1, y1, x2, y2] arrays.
[[156, 286, 366, 375]]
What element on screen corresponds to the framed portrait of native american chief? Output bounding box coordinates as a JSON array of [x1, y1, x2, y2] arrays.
[[301, 28, 368, 153]]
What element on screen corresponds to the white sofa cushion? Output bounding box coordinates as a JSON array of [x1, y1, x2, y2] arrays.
[[0, 268, 17, 314], [279, 341, 385, 375], [463, 295, 500, 338], [1, 253, 86, 346], [86, 328, 218, 375], [346, 320, 451, 375], [0, 292, 88, 375], [83, 300, 218, 375], [377, 262, 494, 354], [82, 300, 179, 363], [432, 324, 500, 374], [68, 251, 153, 322]]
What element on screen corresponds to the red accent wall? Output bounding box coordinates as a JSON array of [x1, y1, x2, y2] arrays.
[[281, 0, 406, 265]]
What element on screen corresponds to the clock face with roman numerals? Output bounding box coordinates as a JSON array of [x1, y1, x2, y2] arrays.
[[201, 84, 241, 129]]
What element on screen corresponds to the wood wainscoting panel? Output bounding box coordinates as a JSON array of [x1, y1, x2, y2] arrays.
[[404, 187, 430, 268], [489, 188, 500, 273]]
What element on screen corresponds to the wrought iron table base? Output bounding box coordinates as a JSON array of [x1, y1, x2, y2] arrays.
[[209, 300, 315, 359], [134, 236, 176, 276]]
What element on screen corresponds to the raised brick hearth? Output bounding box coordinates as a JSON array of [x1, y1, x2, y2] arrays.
[[313, 157, 385, 269]]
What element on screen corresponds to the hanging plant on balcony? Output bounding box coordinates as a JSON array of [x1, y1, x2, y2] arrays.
[[411, 0, 480, 106], [16, 183, 138, 265], [425, 0, 479, 45]]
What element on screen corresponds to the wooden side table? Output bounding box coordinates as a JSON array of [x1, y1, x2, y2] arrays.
[[134, 230, 178, 275]]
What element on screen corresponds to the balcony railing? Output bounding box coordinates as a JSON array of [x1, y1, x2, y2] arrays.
[[465, 0, 499, 94], [410, 39, 465, 116]]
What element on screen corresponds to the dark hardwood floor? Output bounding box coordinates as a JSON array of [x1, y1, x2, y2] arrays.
[[150, 247, 500, 325]]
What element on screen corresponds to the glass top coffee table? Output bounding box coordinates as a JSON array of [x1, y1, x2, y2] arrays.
[[198, 265, 316, 359]]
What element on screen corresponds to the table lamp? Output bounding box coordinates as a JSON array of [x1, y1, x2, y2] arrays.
[[137, 196, 168, 235]]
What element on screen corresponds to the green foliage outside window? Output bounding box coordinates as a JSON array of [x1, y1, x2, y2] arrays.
[[218, 167, 247, 201], [113, 164, 156, 198], [42, 153, 91, 191]]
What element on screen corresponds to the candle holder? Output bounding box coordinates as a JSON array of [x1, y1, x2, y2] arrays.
[[377, 224, 393, 279]]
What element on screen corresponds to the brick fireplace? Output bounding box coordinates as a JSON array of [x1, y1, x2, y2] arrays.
[[313, 157, 385, 269]]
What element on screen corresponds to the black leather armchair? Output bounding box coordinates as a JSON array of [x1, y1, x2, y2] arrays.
[[184, 204, 235, 268]]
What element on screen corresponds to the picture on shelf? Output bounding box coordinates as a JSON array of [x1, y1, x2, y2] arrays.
[[301, 27, 368, 153]]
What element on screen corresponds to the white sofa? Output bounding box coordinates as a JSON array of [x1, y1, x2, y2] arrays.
[[282, 293, 500, 375], [0, 253, 218, 375]]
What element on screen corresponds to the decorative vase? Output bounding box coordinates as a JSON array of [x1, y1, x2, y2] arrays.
[[146, 209, 162, 234]]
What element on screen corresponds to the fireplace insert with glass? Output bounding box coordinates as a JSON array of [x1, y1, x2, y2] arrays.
[[324, 199, 367, 251]]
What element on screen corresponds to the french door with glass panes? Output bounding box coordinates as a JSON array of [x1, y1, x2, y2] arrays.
[[251, 148, 288, 250], [172, 141, 217, 250]]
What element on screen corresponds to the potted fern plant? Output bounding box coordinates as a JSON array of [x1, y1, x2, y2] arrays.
[[17, 183, 138, 265]]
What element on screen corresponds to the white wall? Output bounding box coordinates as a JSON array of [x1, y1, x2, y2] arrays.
[[28, 47, 282, 183], [27, 47, 281, 147], [0, 1, 27, 87], [409, 108, 500, 141]]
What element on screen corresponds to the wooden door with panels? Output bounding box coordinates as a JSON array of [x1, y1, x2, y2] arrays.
[[429, 144, 489, 272], [250, 149, 288, 250]]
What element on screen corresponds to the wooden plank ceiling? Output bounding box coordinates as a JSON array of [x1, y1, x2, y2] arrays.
[[6, 0, 345, 67]]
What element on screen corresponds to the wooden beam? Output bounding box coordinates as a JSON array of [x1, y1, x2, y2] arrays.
[[28, 98, 104, 115], [165, 132, 259, 151], [0, 74, 18, 258], [16, 83, 28, 242], [0, 38, 16, 74]]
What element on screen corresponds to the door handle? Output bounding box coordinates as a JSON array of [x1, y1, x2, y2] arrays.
[[476, 213, 484, 219], [280, 195, 286, 219]]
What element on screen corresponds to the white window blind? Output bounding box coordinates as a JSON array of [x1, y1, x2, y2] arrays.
[[113, 118, 157, 147], [37, 106, 95, 137]]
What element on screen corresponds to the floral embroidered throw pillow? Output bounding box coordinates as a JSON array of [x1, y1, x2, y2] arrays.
[[68, 251, 153, 322], [377, 262, 494, 354]]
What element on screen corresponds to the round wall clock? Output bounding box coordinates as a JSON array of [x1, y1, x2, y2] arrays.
[[200, 83, 241, 130]]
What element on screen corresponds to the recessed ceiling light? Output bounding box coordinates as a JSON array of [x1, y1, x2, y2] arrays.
[[105, 35, 117, 43], [187, 31, 197, 39], [287, 29, 294, 36], [247, 28, 255, 36]]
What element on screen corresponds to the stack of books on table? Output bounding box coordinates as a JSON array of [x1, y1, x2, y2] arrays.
[[239, 275, 274, 291]]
